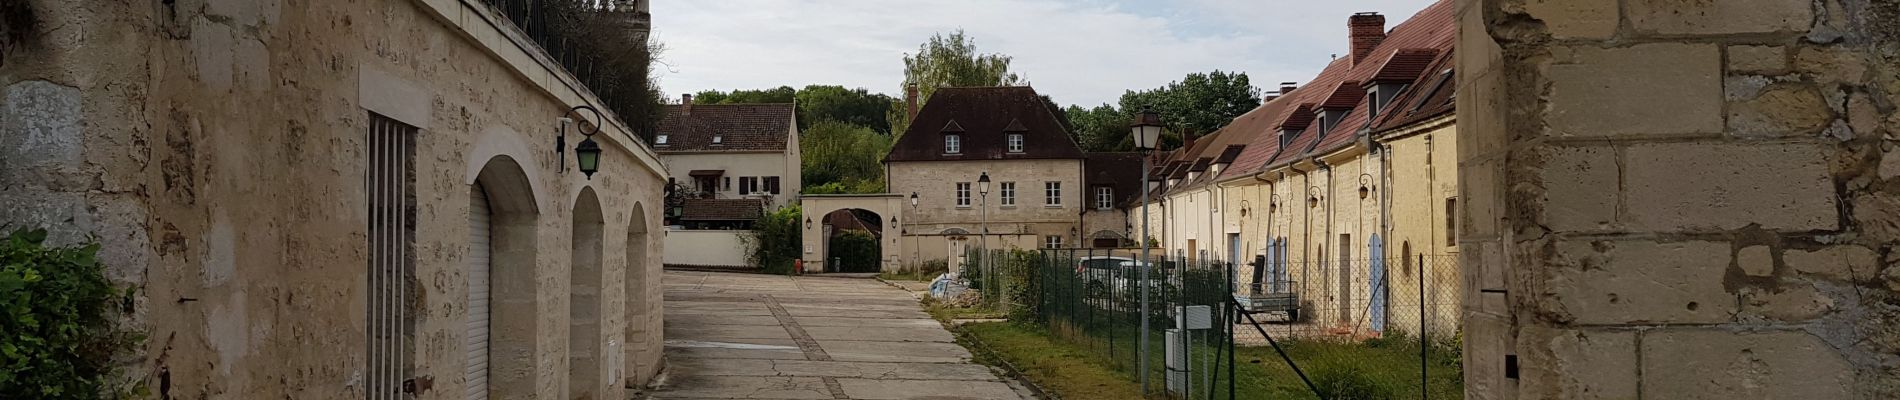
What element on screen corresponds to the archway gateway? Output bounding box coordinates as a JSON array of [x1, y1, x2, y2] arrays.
[[799, 194, 906, 274]]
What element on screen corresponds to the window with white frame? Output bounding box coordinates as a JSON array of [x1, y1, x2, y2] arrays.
[[999, 182, 1016, 206], [945, 134, 962, 154], [656, 134, 669, 145], [1044, 235, 1064, 249], [1007, 133, 1024, 153], [1095, 186, 1113, 210], [956, 182, 972, 207], [1045, 181, 1062, 207]]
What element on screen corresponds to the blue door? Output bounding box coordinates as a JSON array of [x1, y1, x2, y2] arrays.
[[1369, 234, 1388, 332]]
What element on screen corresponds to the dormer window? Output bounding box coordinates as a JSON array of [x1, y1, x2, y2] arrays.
[[656, 134, 669, 145], [945, 134, 962, 154], [1007, 133, 1024, 153], [1368, 83, 1406, 119], [711, 135, 723, 145], [1279, 130, 1298, 146]]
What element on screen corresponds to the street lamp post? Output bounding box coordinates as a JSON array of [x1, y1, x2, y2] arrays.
[[1129, 107, 1165, 393], [977, 172, 992, 295], [910, 192, 921, 280]]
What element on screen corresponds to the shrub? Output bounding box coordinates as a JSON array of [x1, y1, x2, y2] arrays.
[[1310, 363, 1398, 400], [827, 230, 880, 272], [744, 206, 802, 275], [0, 229, 141, 398]]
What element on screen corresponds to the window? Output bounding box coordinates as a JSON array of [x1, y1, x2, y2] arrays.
[[655, 134, 669, 144], [739, 177, 759, 195], [1044, 235, 1064, 249], [1007, 133, 1024, 153], [366, 113, 416, 396], [1095, 186, 1113, 210], [945, 134, 962, 154], [711, 135, 723, 144], [956, 182, 972, 207], [1045, 181, 1063, 207], [765, 177, 781, 194], [999, 182, 1016, 206], [723, 177, 731, 191], [1446, 197, 1458, 247]]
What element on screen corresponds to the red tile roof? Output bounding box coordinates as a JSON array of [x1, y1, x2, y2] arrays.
[[1085, 152, 1147, 208], [678, 198, 766, 221], [656, 104, 795, 153], [1372, 49, 1458, 133]]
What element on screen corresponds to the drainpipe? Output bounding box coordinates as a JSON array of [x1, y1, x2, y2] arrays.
[[1292, 165, 1312, 299], [1320, 158, 1336, 323]]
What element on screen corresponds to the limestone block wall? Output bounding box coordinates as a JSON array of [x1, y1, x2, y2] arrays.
[[1460, 0, 1900, 398], [0, 0, 670, 398]]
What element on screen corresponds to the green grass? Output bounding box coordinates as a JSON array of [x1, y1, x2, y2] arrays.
[[957, 321, 1151, 400], [921, 297, 1004, 321]]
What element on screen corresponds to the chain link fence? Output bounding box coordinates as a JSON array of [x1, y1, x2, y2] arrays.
[[1009, 248, 1464, 399]]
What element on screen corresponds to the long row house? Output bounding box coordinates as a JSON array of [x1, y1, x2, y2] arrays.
[[1139, 1, 1459, 340]]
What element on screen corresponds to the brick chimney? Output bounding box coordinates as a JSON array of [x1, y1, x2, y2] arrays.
[[682, 93, 693, 115], [905, 83, 919, 124], [1280, 82, 1299, 96], [1349, 12, 1386, 65]]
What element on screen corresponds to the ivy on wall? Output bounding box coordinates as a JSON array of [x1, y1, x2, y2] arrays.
[[0, 229, 141, 398]]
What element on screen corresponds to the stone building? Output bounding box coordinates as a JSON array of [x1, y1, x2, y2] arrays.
[[654, 96, 800, 268], [0, 0, 668, 399], [886, 86, 1134, 269], [1136, 2, 1459, 339], [1459, 0, 1900, 398]]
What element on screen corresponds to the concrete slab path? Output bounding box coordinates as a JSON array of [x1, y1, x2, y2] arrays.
[[646, 271, 1031, 400]]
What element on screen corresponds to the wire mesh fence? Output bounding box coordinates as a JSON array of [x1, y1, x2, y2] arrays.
[[1011, 248, 1464, 399]]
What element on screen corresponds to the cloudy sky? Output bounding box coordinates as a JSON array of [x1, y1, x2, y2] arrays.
[[649, 0, 1436, 108]]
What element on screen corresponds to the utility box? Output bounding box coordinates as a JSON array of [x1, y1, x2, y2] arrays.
[[1176, 305, 1212, 330], [1165, 329, 1187, 393]]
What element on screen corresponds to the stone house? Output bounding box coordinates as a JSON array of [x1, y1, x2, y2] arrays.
[[886, 86, 1133, 270], [1137, 2, 1458, 338], [0, 0, 669, 399], [654, 97, 800, 268]]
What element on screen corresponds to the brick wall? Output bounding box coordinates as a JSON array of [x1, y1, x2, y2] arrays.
[[1460, 0, 1899, 398]]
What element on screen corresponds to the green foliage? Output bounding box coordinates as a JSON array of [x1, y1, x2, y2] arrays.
[[826, 230, 881, 273], [744, 206, 803, 275], [1310, 363, 1399, 400], [543, 2, 667, 141], [692, 86, 796, 105], [889, 30, 1023, 135], [0, 229, 140, 399], [801, 120, 891, 193], [1118, 70, 1261, 135], [795, 85, 897, 134]]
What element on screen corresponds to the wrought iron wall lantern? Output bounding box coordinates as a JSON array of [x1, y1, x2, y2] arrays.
[[557, 105, 606, 179], [1358, 173, 1377, 199], [1308, 186, 1324, 208]]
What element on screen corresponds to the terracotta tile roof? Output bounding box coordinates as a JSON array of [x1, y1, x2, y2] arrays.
[[1084, 152, 1146, 208], [1189, 157, 1214, 173], [1321, 82, 1367, 109], [1215, 145, 1247, 164], [886, 87, 1084, 162], [1372, 49, 1458, 133], [678, 198, 766, 221], [1370, 49, 1441, 83], [656, 103, 795, 153], [1221, 0, 1455, 178]]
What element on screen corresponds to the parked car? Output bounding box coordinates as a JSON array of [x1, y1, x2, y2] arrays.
[[1074, 256, 1165, 298]]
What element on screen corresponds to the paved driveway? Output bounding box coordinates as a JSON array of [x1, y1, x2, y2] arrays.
[[647, 271, 1029, 400]]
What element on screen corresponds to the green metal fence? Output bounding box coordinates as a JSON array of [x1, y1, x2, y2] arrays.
[[1030, 248, 1239, 399]]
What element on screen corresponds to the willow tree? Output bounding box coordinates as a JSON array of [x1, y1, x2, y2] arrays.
[[888, 30, 1023, 135]]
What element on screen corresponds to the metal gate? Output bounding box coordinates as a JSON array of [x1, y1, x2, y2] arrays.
[[367, 114, 416, 400]]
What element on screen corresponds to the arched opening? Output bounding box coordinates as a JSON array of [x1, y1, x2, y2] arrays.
[[1090, 230, 1125, 248], [622, 202, 653, 387], [568, 188, 605, 399], [819, 208, 884, 273], [468, 155, 540, 400]]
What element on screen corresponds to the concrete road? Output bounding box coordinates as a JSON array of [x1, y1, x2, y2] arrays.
[[646, 271, 1031, 400]]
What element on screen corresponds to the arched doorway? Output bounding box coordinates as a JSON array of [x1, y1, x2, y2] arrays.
[[622, 202, 652, 387], [468, 155, 540, 400], [820, 208, 883, 273], [568, 188, 605, 399]]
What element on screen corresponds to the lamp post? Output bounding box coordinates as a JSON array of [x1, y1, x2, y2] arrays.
[[910, 192, 921, 280], [977, 172, 991, 292], [1129, 106, 1164, 393]]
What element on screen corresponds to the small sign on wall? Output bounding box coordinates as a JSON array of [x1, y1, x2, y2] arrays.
[[805, 245, 813, 254]]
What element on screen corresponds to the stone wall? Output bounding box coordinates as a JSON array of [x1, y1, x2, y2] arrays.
[[1460, 0, 1900, 398], [0, 0, 670, 398]]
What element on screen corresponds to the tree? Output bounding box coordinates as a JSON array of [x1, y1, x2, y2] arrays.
[[801, 120, 891, 193], [795, 85, 897, 133], [1117, 70, 1261, 136], [544, 2, 667, 142], [888, 30, 1024, 135], [693, 86, 796, 104], [1067, 104, 1133, 152]]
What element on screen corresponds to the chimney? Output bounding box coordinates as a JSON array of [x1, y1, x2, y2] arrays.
[[682, 93, 694, 115], [1349, 12, 1386, 65], [1181, 127, 1198, 149], [1280, 82, 1299, 96], [905, 83, 919, 124]]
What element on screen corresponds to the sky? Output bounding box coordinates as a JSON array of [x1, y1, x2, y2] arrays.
[[648, 0, 1437, 108]]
